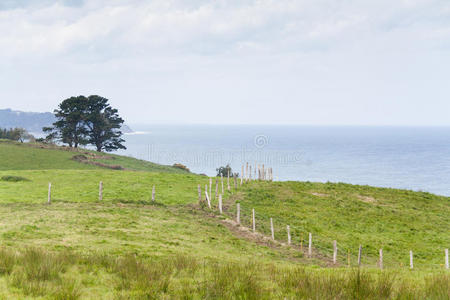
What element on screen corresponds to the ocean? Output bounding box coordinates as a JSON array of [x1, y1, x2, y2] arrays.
[[118, 125, 450, 197]]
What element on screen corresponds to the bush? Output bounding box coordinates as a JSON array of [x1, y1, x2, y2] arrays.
[[173, 163, 190, 172], [0, 176, 30, 182]]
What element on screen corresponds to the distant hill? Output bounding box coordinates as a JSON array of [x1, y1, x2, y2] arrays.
[[0, 108, 55, 133], [0, 108, 133, 133]]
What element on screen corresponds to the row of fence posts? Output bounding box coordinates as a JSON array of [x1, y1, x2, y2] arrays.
[[240, 162, 273, 184], [46, 161, 272, 204], [231, 202, 449, 270], [45, 166, 448, 270], [47, 181, 158, 203]]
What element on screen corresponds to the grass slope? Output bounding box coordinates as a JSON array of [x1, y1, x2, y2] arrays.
[[230, 181, 450, 267], [0, 140, 187, 173], [0, 141, 448, 298]]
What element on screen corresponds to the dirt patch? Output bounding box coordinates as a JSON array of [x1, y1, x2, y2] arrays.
[[310, 192, 329, 197], [71, 154, 123, 170], [357, 195, 376, 203]]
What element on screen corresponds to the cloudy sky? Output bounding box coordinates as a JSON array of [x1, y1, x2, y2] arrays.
[[1, 0, 449, 125]]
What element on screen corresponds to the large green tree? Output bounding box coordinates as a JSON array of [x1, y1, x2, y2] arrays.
[[44, 95, 126, 152], [44, 96, 89, 148], [84, 95, 126, 152]]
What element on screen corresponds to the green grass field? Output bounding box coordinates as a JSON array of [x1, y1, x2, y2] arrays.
[[0, 141, 448, 299]]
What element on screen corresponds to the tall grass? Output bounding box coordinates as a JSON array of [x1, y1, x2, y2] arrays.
[[0, 247, 447, 299]]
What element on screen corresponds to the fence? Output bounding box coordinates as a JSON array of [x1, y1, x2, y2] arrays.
[[42, 161, 448, 270]]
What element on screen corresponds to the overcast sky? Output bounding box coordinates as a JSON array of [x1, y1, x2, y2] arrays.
[[1, 0, 449, 125]]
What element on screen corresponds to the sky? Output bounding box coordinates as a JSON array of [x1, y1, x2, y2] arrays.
[[0, 0, 450, 126]]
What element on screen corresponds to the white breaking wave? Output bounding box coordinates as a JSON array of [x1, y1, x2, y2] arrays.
[[124, 131, 151, 135]]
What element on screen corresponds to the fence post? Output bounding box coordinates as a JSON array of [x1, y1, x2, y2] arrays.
[[410, 251, 413, 269], [221, 174, 224, 194], [379, 249, 383, 270], [215, 178, 218, 199], [218, 194, 223, 214], [270, 218, 275, 240], [445, 249, 449, 269], [358, 245, 362, 267], [205, 184, 211, 209], [48, 183, 51, 204], [152, 185, 155, 202], [246, 162, 249, 182], [99, 181, 103, 201], [198, 184, 201, 204], [333, 240, 337, 264], [287, 225, 291, 245], [236, 203, 240, 224], [209, 178, 212, 199], [308, 233, 312, 257], [252, 209, 256, 233]]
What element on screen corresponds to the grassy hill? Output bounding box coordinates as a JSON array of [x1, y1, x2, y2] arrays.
[[0, 140, 188, 173], [0, 141, 448, 299]]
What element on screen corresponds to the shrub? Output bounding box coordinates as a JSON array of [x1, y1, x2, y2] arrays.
[[0, 175, 30, 182], [173, 163, 190, 172]]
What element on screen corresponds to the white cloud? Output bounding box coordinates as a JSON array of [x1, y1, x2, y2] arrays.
[[0, 0, 450, 125]]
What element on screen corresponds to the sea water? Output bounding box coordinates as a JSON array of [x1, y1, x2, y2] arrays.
[[118, 125, 450, 196]]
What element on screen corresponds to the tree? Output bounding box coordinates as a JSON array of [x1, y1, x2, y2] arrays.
[[44, 96, 89, 148], [84, 95, 126, 152], [0, 127, 34, 142], [216, 164, 238, 177]]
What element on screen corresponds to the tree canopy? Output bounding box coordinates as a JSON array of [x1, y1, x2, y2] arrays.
[[44, 95, 126, 152], [0, 128, 34, 142]]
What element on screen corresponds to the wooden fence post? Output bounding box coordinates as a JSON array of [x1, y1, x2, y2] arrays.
[[262, 164, 265, 180], [218, 194, 223, 214], [379, 249, 383, 270], [221, 174, 224, 194], [236, 203, 240, 224], [209, 178, 212, 199], [308, 233, 312, 257], [270, 218, 275, 240], [445, 249, 449, 269], [410, 250, 413, 269], [215, 178, 218, 199], [333, 240, 337, 264], [358, 245, 362, 267], [198, 184, 201, 204], [152, 185, 155, 202], [99, 181, 103, 201], [48, 183, 51, 204], [287, 225, 291, 245], [252, 209, 256, 233], [205, 184, 211, 209], [246, 162, 249, 182]]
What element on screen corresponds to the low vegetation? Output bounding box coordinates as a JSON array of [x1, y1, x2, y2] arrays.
[[0, 247, 447, 299], [0, 141, 448, 298]]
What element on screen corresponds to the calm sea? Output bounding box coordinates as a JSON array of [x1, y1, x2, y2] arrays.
[[117, 125, 450, 197]]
